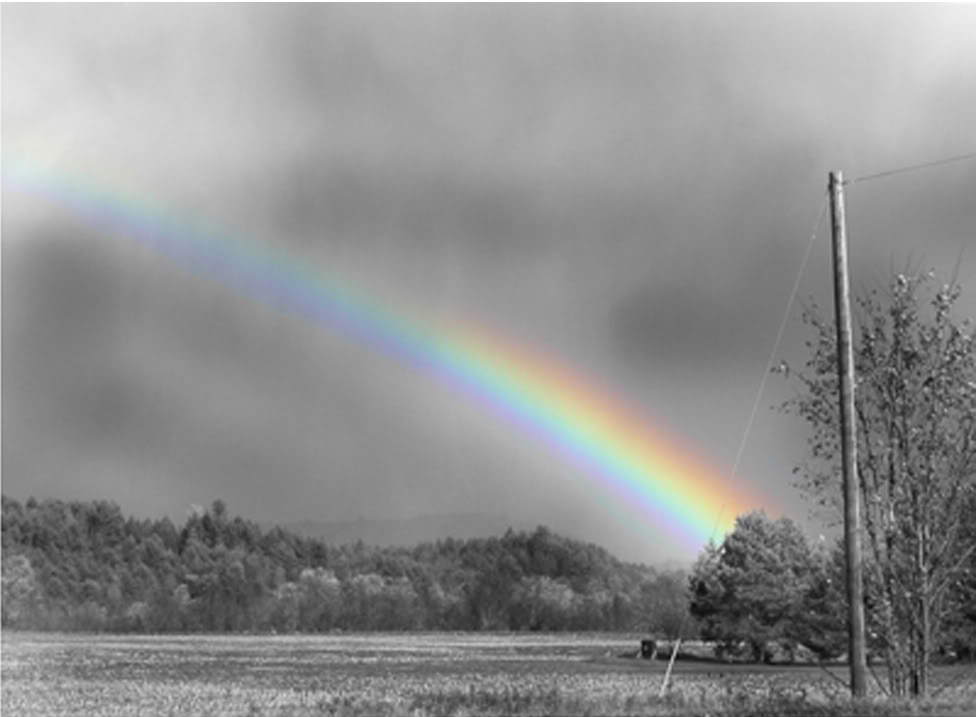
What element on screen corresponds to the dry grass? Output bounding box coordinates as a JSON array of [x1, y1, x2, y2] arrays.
[[3, 632, 973, 716]]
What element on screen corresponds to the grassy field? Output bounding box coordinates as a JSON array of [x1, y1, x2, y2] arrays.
[[2, 632, 974, 716]]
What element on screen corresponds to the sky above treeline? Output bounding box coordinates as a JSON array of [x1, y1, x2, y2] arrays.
[[3, 4, 975, 563]]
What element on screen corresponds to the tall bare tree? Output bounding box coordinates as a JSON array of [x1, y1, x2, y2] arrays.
[[786, 270, 976, 697]]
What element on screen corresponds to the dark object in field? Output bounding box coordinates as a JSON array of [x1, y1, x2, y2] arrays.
[[640, 639, 658, 660]]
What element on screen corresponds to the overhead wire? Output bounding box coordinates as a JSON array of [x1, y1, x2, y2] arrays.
[[846, 151, 976, 186], [705, 148, 976, 544]]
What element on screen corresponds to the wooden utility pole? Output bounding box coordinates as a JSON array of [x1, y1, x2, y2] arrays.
[[828, 171, 868, 699]]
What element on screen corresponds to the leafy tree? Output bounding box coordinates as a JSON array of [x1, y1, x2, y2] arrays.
[[297, 567, 341, 630], [2, 553, 39, 627], [797, 539, 847, 660], [784, 271, 976, 695], [689, 512, 820, 662], [511, 575, 574, 630], [641, 571, 699, 640]]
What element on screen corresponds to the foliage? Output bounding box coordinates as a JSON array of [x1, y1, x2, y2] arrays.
[[688, 512, 839, 662], [940, 489, 976, 662], [0, 495, 691, 634], [784, 270, 976, 695]]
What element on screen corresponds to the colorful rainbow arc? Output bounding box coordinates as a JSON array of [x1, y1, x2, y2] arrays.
[[3, 160, 755, 549]]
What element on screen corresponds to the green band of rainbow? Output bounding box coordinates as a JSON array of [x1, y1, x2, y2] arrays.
[[3, 160, 755, 549]]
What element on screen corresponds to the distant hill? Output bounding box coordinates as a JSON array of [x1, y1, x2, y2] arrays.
[[278, 512, 529, 547]]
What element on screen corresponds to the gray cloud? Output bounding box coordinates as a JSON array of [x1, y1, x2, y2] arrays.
[[3, 4, 975, 562]]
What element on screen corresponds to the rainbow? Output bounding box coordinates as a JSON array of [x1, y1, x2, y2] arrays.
[[3, 160, 756, 549]]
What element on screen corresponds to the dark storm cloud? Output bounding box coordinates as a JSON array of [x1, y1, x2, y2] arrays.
[[3, 4, 975, 561]]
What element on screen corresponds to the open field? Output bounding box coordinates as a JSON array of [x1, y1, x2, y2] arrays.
[[2, 632, 974, 716]]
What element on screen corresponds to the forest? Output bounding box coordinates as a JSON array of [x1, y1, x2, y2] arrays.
[[1, 495, 692, 635], [4, 492, 974, 676]]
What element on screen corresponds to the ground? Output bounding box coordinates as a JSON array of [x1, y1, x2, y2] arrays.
[[2, 632, 973, 716]]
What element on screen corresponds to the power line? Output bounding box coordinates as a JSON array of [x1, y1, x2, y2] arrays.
[[659, 192, 830, 695], [846, 151, 976, 185]]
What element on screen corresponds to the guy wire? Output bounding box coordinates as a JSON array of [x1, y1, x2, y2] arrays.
[[659, 191, 829, 695]]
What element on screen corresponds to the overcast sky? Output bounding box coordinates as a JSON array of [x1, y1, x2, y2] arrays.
[[3, 4, 975, 563]]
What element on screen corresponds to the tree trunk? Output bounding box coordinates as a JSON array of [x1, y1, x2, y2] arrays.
[[916, 590, 930, 697]]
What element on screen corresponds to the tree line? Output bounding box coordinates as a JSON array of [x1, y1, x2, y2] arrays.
[[1, 495, 691, 635]]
